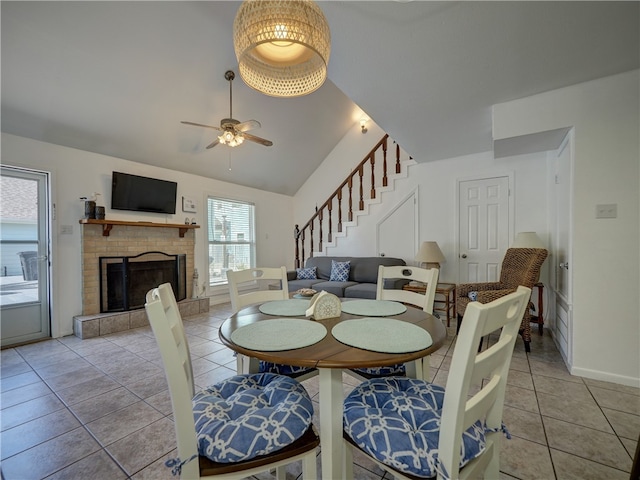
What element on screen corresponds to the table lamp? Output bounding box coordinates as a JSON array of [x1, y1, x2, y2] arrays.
[[415, 241, 446, 269], [511, 232, 545, 249]]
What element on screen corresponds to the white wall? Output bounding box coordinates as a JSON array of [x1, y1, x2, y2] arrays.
[[2, 133, 294, 337], [293, 121, 388, 226], [493, 70, 640, 387]]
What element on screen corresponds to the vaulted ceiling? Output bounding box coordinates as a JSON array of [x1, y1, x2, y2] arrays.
[[2, 1, 638, 196]]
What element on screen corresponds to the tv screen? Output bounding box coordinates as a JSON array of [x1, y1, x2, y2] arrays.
[[111, 172, 177, 214]]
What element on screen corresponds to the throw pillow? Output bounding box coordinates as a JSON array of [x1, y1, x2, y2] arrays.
[[296, 266, 317, 280], [329, 260, 350, 282], [468, 291, 478, 301]]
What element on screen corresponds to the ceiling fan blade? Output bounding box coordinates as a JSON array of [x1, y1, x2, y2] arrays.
[[205, 138, 220, 149], [235, 119, 261, 132], [243, 132, 273, 147], [181, 121, 221, 131]]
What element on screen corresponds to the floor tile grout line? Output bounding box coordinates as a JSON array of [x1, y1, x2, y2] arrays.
[[527, 350, 559, 480], [3, 342, 131, 480]]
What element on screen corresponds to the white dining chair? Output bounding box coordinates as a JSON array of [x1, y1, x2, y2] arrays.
[[145, 283, 319, 480], [227, 267, 317, 380], [347, 264, 439, 381], [342, 286, 531, 480]]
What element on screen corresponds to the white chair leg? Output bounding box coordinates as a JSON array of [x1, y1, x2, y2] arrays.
[[302, 450, 318, 480], [235, 353, 246, 374], [343, 440, 354, 480]]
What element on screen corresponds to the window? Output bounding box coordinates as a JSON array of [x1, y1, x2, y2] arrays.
[[207, 197, 255, 286]]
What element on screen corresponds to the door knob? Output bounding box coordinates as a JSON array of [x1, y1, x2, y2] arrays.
[[461, 254, 467, 259], [559, 262, 569, 269]]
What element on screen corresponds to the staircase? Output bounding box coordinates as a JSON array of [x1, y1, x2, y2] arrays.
[[294, 134, 415, 267]]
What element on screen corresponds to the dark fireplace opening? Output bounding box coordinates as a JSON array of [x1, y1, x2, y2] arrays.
[[99, 251, 186, 313]]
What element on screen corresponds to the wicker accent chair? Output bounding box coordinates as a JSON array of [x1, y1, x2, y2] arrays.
[[457, 248, 548, 352]]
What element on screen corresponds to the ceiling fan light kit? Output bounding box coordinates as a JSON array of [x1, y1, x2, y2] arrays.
[[181, 70, 273, 149], [233, 0, 331, 97]]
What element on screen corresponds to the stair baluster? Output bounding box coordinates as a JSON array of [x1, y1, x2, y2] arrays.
[[294, 134, 411, 268]]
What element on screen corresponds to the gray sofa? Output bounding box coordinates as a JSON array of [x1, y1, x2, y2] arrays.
[[287, 256, 407, 299]]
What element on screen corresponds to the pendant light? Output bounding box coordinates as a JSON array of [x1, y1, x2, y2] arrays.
[[233, 0, 331, 97]]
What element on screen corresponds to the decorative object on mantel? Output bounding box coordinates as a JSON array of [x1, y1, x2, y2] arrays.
[[233, 0, 331, 97], [415, 241, 446, 270], [305, 290, 341, 320], [79, 219, 199, 237], [79, 192, 101, 219]]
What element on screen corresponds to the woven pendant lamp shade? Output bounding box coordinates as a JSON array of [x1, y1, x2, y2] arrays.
[[233, 0, 330, 97]]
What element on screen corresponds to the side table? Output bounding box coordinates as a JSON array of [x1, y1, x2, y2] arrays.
[[403, 283, 456, 327]]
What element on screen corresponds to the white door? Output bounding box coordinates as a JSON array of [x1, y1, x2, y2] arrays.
[[553, 135, 573, 362], [377, 190, 418, 262], [0, 166, 51, 347], [458, 176, 511, 283]]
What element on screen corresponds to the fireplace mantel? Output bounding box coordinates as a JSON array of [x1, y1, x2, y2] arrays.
[[79, 218, 200, 237]]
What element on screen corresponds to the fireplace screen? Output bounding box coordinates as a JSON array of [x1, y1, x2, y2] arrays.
[[99, 251, 186, 313]]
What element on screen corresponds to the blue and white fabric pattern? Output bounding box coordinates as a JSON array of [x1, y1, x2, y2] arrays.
[[259, 361, 316, 377], [352, 364, 406, 377], [192, 373, 313, 463], [329, 260, 351, 282], [296, 266, 317, 280], [468, 291, 478, 301], [343, 377, 487, 478]]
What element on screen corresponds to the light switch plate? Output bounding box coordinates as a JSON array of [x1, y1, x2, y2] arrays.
[[596, 204, 617, 219]]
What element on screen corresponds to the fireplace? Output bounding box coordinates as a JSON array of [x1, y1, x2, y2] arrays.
[[99, 251, 186, 313]]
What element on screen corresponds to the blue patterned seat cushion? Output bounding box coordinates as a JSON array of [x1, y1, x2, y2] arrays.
[[259, 361, 316, 378], [193, 373, 313, 463], [343, 377, 486, 478], [352, 363, 406, 377], [296, 266, 317, 280], [329, 260, 351, 281]]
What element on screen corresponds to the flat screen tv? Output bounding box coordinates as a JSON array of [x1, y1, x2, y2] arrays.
[[111, 171, 177, 214]]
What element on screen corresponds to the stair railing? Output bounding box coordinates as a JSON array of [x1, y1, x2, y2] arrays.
[[294, 134, 411, 267]]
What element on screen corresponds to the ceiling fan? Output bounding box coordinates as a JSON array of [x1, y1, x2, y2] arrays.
[[181, 70, 273, 149]]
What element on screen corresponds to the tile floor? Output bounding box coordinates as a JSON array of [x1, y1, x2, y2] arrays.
[[1, 302, 638, 480]]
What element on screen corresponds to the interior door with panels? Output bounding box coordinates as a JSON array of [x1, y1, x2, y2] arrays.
[[458, 176, 511, 283]]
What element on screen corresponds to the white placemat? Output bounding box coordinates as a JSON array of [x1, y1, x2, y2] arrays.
[[340, 299, 407, 316], [231, 318, 327, 351], [258, 299, 310, 316], [331, 318, 432, 353]]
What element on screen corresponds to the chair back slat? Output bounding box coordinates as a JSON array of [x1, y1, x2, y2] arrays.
[[437, 285, 530, 479], [376, 265, 439, 313], [228, 266, 289, 313], [145, 284, 200, 479]]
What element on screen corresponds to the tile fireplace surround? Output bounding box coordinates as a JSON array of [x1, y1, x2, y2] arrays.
[[74, 221, 209, 339]]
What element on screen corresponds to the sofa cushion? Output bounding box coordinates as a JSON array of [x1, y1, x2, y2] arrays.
[[288, 279, 323, 292], [344, 283, 377, 299], [296, 266, 317, 280], [311, 280, 358, 297], [330, 260, 351, 281], [350, 257, 407, 283]]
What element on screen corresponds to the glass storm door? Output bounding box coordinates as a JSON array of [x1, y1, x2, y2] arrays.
[[0, 166, 51, 347]]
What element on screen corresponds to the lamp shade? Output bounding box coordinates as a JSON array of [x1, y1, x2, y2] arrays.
[[233, 0, 331, 97], [512, 232, 545, 248], [415, 241, 446, 266]]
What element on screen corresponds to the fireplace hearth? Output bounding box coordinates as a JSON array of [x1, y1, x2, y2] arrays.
[[99, 251, 186, 313]]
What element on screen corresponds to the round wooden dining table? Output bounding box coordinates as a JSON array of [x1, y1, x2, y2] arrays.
[[219, 299, 447, 480]]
